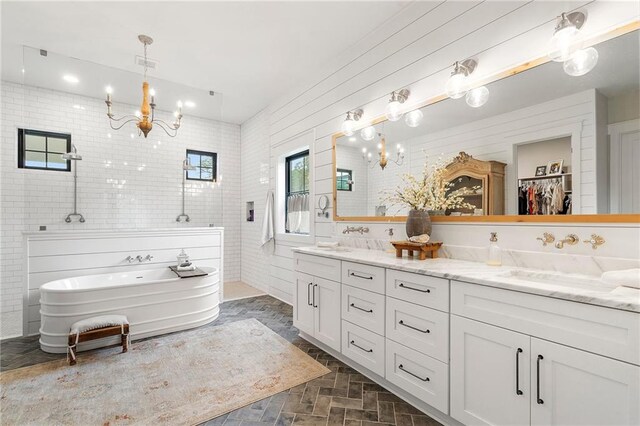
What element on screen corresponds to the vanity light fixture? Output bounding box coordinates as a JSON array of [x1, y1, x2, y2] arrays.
[[360, 125, 376, 141], [361, 133, 404, 170], [404, 109, 424, 127], [104, 35, 183, 138], [563, 46, 598, 76], [465, 86, 490, 108], [385, 89, 410, 121], [341, 109, 363, 136], [446, 59, 477, 99], [548, 11, 586, 62]]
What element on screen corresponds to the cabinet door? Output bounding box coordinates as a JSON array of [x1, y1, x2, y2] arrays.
[[531, 338, 640, 426], [451, 315, 530, 426], [314, 277, 341, 352], [293, 272, 315, 336]]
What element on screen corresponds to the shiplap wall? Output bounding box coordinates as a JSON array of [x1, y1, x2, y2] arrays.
[[239, 1, 639, 303]]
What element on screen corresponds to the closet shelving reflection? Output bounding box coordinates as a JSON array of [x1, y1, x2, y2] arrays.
[[518, 173, 572, 193], [518, 173, 572, 216]]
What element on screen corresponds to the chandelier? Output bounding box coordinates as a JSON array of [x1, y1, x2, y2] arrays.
[[361, 133, 404, 170], [104, 35, 183, 138]]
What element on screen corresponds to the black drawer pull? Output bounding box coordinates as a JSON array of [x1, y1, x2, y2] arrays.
[[399, 364, 429, 382], [399, 320, 430, 334], [536, 354, 544, 404], [350, 303, 373, 313], [307, 283, 313, 306], [399, 283, 430, 293], [515, 348, 523, 396], [312, 284, 318, 308], [350, 340, 373, 353], [350, 272, 373, 280]]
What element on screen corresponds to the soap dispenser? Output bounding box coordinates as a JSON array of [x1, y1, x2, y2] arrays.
[[177, 249, 189, 266], [487, 232, 502, 266]]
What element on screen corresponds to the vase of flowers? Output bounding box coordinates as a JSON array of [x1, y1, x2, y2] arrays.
[[383, 155, 477, 238]]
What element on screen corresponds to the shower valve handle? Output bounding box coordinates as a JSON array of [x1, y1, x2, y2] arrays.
[[144, 255, 154, 262], [125, 256, 135, 263]]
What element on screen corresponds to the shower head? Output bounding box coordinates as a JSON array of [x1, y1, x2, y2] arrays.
[[182, 158, 197, 171], [62, 144, 82, 161]]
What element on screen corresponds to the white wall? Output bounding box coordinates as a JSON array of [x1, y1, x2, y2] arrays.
[[0, 82, 241, 321], [239, 1, 639, 304], [516, 137, 572, 179]]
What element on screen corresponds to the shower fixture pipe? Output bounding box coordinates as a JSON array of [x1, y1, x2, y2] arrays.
[[177, 158, 196, 222], [63, 145, 85, 223]]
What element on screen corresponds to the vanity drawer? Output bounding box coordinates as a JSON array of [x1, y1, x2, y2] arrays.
[[451, 280, 640, 365], [342, 320, 385, 377], [386, 269, 449, 312], [342, 284, 385, 336], [342, 261, 385, 294], [385, 339, 449, 414], [294, 253, 341, 283], [386, 297, 449, 363]]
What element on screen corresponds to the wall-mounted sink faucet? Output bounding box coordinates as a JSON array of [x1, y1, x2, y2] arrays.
[[584, 234, 605, 249], [536, 232, 555, 246], [343, 226, 369, 235], [385, 228, 394, 237], [555, 234, 579, 249]]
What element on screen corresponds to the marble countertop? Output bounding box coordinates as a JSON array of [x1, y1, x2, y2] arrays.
[[293, 246, 640, 313]]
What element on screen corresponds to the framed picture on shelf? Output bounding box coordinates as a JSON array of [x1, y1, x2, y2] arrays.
[[547, 159, 563, 175], [535, 165, 547, 177]]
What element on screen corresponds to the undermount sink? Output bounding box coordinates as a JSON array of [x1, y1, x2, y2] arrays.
[[496, 269, 614, 291], [315, 246, 352, 252]]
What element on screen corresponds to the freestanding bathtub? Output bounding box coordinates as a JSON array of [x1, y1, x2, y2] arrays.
[[39, 267, 219, 353]]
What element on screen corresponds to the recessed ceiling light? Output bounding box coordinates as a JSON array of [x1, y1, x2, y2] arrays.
[[349, 137, 356, 142], [63, 74, 79, 84], [184, 100, 196, 108], [72, 104, 85, 110]]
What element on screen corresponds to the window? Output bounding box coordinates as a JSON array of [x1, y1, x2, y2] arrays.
[[18, 129, 71, 171], [336, 168, 353, 191], [285, 150, 309, 234], [186, 149, 217, 181]]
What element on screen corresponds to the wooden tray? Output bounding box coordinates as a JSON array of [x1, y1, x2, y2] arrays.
[[391, 241, 443, 260]]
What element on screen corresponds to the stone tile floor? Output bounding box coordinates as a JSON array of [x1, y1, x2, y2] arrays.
[[1, 295, 441, 426]]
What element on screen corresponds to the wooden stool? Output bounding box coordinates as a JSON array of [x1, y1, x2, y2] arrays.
[[68, 315, 129, 365], [391, 241, 443, 260]]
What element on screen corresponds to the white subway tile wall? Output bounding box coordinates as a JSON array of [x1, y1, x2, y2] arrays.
[[1, 81, 241, 319]]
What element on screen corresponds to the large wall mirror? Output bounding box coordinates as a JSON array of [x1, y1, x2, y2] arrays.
[[333, 28, 640, 223]]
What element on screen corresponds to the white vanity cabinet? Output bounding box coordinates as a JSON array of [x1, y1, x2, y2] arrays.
[[450, 281, 640, 426], [293, 255, 341, 352]]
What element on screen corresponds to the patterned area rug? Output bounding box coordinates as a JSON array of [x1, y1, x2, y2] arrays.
[[0, 319, 330, 425]]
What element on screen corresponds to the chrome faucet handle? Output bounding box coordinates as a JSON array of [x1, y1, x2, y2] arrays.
[[583, 234, 605, 250], [362, 227, 369, 234], [135, 255, 144, 262], [536, 232, 555, 246], [555, 234, 579, 249], [125, 255, 135, 263], [385, 228, 394, 236], [144, 254, 154, 261]]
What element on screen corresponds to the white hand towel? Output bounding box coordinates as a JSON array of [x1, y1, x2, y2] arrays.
[[601, 268, 640, 289], [261, 190, 275, 246]]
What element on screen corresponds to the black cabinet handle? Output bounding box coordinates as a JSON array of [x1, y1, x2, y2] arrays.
[[536, 354, 544, 404], [399, 320, 430, 334], [516, 348, 523, 396], [350, 303, 373, 313], [399, 283, 430, 293], [350, 340, 373, 353], [399, 364, 429, 382], [307, 283, 313, 306], [350, 272, 373, 280], [312, 284, 318, 308]]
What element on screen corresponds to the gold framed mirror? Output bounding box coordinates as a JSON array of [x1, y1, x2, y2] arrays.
[[332, 22, 640, 224]]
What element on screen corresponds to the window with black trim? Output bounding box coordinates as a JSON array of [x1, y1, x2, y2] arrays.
[[336, 168, 353, 191], [18, 129, 71, 171], [186, 149, 217, 181], [285, 150, 309, 234]]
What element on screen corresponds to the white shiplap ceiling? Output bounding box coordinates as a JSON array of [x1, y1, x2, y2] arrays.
[[0, 1, 410, 124]]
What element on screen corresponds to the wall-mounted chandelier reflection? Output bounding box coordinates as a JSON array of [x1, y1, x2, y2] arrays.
[[341, 109, 363, 136], [105, 35, 184, 138], [548, 11, 598, 76], [361, 133, 404, 170]]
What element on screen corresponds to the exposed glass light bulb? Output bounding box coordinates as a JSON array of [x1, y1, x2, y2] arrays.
[[105, 86, 113, 94], [341, 114, 356, 136], [465, 86, 490, 108], [135, 110, 142, 118], [548, 20, 581, 62], [404, 109, 424, 127], [360, 126, 376, 141], [177, 100, 183, 108], [446, 73, 469, 99], [149, 88, 156, 97], [385, 100, 403, 121], [362, 147, 367, 154], [367, 152, 372, 159], [377, 143, 383, 151], [563, 47, 598, 76], [349, 137, 357, 142]]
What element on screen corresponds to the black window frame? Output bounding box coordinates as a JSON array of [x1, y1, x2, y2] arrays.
[[18, 128, 71, 172], [285, 149, 310, 234], [336, 168, 353, 191], [186, 149, 217, 182]]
